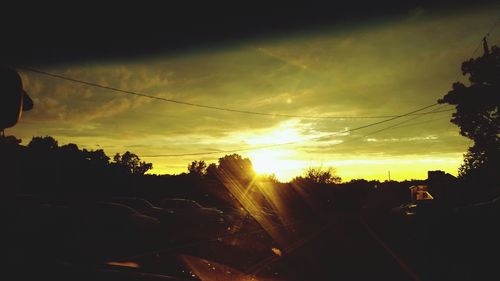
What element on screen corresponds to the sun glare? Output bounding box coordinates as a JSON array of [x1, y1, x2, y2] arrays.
[[247, 149, 303, 181], [238, 120, 313, 181], [249, 150, 281, 174], [242, 120, 308, 146]]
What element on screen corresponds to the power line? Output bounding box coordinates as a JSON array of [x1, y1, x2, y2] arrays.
[[295, 104, 452, 151], [471, 17, 500, 57], [343, 104, 450, 143], [342, 17, 500, 155], [329, 103, 438, 133], [377, 115, 451, 131], [140, 103, 440, 157], [18, 66, 451, 119]]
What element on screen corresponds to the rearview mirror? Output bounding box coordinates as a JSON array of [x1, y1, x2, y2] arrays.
[[0, 67, 32, 130]]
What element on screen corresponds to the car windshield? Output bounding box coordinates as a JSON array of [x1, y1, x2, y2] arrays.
[[3, 2, 500, 281]]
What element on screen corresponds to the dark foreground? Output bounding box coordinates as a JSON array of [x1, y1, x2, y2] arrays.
[[3, 196, 500, 281]]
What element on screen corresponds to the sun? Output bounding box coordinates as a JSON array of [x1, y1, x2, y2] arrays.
[[250, 150, 279, 175], [247, 149, 303, 182], [237, 120, 312, 181]]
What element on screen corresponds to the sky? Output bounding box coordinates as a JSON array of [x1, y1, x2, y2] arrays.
[[7, 4, 500, 182]]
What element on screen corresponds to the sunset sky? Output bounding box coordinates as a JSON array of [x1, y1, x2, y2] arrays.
[[8, 4, 500, 181]]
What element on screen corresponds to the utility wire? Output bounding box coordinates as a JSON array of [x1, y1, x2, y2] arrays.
[[140, 103, 440, 157], [295, 104, 451, 151], [337, 16, 500, 150], [18, 66, 451, 119], [471, 17, 500, 57], [388, 116, 451, 130], [327, 103, 438, 134], [343, 105, 450, 144]]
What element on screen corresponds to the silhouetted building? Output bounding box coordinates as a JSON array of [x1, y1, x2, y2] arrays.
[[409, 185, 434, 204], [427, 170, 455, 182], [426, 170, 458, 204]]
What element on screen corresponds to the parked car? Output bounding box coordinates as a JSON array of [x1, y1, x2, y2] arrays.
[[391, 203, 418, 216], [391, 200, 437, 217], [110, 196, 175, 223], [158, 198, 225, 231], [69, 201, 161, 258]]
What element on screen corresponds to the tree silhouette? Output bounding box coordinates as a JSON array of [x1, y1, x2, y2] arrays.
[[293, 166, 341, 184], [58, 143, 80, 156], [259, 173, 280, 183], [216, 154, 256, 183], [188, 160, 207, 177], [438, 39, 500, 185], [84, 149, 110, 166], [206, 163, 218, 179], [113, 151, 152, 175], [28, 136, 58, 151]]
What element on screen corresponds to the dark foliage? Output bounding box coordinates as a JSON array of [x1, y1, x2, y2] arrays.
[[439, 41, 500, 192]]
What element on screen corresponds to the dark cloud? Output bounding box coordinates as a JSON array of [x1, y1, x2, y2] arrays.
[[2, 1, 498, 65]]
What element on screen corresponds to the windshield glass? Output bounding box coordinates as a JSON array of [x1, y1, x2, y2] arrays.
[[2, 2, 500, 281]]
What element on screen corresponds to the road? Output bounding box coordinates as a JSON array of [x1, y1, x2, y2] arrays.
[[252, 211, 420, 281], [97, 211, 424, 281]]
